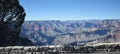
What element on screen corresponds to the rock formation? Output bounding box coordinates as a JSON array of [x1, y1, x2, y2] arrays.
[[20, 20, 120, 45], [0, 0, 33, 46]]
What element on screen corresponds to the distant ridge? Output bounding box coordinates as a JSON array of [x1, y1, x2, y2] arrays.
[[20, 19, 120, 45]]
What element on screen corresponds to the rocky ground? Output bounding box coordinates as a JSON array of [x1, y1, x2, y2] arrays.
[[0, 43, 120, 54], [61, 52, 120, 54]]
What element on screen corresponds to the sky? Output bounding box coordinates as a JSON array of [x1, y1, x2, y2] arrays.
[[19, 0, 120, 21]]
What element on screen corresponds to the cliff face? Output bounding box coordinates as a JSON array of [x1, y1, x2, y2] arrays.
[[20, 20, 120, 45], [0, 0, 33, 46]]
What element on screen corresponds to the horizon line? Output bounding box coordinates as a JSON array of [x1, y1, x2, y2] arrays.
[[24, 19, 120, 21]]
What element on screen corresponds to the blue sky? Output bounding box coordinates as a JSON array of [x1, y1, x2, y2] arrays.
[[19, 0, 120, 21]]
